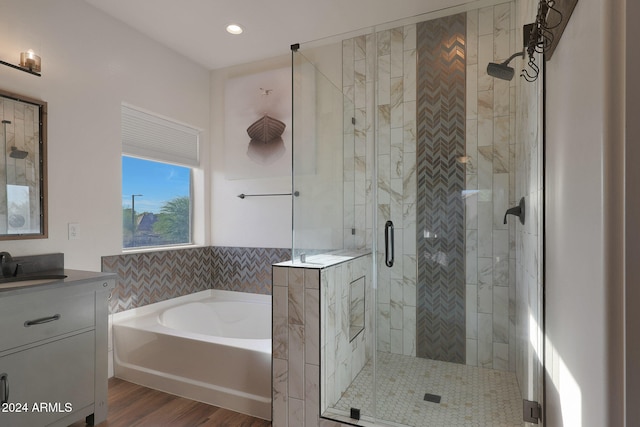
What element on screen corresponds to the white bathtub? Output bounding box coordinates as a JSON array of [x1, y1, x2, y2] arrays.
[[112, 289, 272, 420]]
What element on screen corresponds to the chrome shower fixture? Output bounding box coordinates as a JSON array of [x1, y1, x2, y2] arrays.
[[486, 51, 525, 81]]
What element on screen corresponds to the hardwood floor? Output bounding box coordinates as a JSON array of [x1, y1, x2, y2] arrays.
[[68, 378, 272, 427]]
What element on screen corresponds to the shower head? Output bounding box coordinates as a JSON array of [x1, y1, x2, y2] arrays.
[[10, 147, 28, 159], [487, 62, 516, 81], [487, 51, 525, 81]]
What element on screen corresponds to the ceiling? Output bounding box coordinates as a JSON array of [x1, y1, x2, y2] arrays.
[[83, 0, 469, 70]]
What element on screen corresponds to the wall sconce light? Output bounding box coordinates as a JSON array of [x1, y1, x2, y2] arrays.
[[20, 50, 41, 72], [0, 49, 42, 77]]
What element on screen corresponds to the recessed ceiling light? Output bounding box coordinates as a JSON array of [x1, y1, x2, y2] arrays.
[[226, 24, 244, 35]]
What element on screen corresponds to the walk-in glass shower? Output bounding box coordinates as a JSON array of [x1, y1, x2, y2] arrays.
[[291, 0, 544, 425]]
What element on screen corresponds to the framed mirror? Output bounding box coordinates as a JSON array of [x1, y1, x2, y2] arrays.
[[0, 89, 47, 239]]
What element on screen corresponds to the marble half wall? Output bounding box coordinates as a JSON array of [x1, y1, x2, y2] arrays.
[[320, 255, 373, 413], [272, 253, 373, 427]]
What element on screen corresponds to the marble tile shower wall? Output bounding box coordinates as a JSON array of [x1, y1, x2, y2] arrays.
[[464, 2, 517, 370], [102, 246, 290, 313], [342, 23, 418, 358]]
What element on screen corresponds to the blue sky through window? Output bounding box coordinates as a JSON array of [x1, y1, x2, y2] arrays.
[[122, 156, 191, 214]]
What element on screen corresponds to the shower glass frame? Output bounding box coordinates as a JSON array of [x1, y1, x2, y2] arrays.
[[291, 47, 357, 263], [292, 44, 379, 425]]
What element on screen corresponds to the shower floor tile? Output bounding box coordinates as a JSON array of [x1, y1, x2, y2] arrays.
[[330, 351, 524, 427]]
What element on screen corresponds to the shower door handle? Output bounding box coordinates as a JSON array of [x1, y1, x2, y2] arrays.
[[384, 220, 394, 268]]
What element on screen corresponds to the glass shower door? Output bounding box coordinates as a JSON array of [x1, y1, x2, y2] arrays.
[[364, 2, 543, 426], [299, 0, 545, 426], [291, 47, 378, 424], [369, 1, 544, 426]]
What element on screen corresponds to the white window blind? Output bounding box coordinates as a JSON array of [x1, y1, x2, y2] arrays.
[[121, 105, 200, 167]]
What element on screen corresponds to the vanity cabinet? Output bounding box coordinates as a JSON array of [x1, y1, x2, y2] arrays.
[[0, 274, 115, 427]]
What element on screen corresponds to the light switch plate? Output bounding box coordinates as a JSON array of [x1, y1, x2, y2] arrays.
[[68, 223, 80, 240]]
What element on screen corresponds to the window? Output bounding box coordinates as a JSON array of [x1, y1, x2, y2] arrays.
[[122, 156, 191, 248], [121, 105, 199, 249]]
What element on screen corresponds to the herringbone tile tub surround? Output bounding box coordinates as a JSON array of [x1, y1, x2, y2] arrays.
[[102, 247, 212, 313], [102, 246, 291, 312], [211, 246, 291, 294]]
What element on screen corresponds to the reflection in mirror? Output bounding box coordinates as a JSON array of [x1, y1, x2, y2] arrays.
[[0, 89, 47, 239], [349, 276, 365, 342]]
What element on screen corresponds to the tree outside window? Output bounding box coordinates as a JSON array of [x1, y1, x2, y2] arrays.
[[122, 156, 191, 249]]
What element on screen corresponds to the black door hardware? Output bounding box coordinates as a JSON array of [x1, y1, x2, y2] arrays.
[[504, 197, 526, 225], [384, 220, 394, 267]]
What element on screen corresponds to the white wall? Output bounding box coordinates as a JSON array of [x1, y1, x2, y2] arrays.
[[0, 0, 211, 271], [545, 0, 625, 425], [626, 0, 640, 423], [209, 43, 344, 250], [210, 55, 291, 248]]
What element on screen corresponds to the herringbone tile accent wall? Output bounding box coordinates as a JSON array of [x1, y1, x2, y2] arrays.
[[103, 246, 291, 312], [416, 13, 467, 363], [102, 247, 213, 313], [211, 246, 291, 294]]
